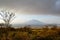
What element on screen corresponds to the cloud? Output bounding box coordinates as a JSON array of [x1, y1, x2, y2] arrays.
[[0, 0, 60, 16]]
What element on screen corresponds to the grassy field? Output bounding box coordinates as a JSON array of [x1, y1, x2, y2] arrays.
[[0, 25, 60, 40]]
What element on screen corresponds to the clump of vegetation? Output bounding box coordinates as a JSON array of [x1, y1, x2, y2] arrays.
[[0, 25, 59, 40]]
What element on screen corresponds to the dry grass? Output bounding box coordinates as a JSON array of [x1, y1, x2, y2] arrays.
[[0, 25, 60, 40]]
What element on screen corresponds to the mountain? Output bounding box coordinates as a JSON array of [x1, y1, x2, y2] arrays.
[[12, 20, 45, 28], [23, 20, 45, 26]]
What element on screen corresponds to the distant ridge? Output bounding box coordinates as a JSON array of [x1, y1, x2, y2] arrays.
[[12, 19, 46, 28], [23, 19, 45, 26]]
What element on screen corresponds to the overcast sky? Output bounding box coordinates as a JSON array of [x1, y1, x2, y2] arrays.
[[0, 0, 60, 24]]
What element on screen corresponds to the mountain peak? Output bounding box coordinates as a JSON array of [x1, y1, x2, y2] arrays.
[[24, 19, 45, 26], [29, 19, 40, 22]]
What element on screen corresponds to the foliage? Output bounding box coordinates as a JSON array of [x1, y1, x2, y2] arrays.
[[0, 25, 60, 40]]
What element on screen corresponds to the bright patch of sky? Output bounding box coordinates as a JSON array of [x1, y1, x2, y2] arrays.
[[11, 14, 60, 24]]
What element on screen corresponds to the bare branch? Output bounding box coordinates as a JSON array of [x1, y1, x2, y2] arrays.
[[0, 10, 15, 27]]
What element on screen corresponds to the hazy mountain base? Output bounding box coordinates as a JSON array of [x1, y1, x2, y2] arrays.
[[0, 25, 60, 40], [12, 20, 45, 28], [12, 20, 60, 28]]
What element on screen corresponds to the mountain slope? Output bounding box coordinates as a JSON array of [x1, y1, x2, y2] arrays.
[[23, 20, 45, 26]]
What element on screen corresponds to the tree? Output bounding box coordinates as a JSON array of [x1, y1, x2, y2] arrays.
[[0, 10, 15, 27]]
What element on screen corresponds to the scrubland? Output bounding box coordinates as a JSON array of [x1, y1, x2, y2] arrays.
[[0, 25, 60, 40]]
